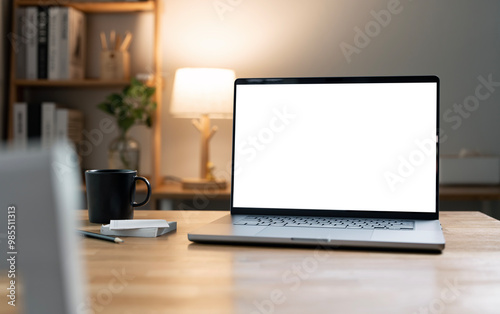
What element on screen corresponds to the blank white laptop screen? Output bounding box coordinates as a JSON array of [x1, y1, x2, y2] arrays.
[[232, 80, 437, 213]]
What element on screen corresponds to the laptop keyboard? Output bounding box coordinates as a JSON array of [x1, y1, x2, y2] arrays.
[[234, 215, 414, 230]]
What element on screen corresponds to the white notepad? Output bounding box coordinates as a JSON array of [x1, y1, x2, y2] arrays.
[[101, 219, 177, 238], [109, 219, 170, 230]]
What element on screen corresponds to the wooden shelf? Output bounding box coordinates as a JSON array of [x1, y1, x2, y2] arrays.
[[152, 181, 231, 200], [8, 0, 164, 188], [14, 79, 130, 88], [440, 185, 500, 201], [15, 1, 155, 13]]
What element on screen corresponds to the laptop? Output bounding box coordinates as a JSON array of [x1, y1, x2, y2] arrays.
[[188, 76, 445, 251]]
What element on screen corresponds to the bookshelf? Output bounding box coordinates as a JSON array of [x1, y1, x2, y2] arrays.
[[15, 0, 155, 13], [13, 79, 130, 87], [7, 0, 163, 188]]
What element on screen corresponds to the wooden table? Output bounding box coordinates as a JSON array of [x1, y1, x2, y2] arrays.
[[76, 211, 500, 313], [3, 211, 499, 313]]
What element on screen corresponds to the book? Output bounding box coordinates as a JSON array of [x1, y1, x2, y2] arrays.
[[37, 6, 49, 79], [41, 102, 59, 148], [12, 7, 27, 79], [25, 7, 38, 80], [48, 7, 62, 80], [100, 221, 177, 238], [73, 0, 148, 2], [27, 103, 42, 140], [13, 102, 27, 148], [56, 108, 84, 145], [58, 7, 86, 80], [14, 103, 83, 148]]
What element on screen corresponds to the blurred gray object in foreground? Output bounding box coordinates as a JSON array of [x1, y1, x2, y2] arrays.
[[0, 142, 86, 314]]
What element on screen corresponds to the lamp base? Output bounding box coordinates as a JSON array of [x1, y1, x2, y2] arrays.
[[181, 178, 227, 190]]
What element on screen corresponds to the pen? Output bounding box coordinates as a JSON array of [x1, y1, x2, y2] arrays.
[[120, 32, 132, 51], [110, 30, 116, 50], [79, 230, 124, 243], [115, 34, 121, 51], [100, 32, 108, 51]]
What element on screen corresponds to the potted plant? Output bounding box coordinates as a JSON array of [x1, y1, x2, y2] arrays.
[[98, 78, 156, 171]]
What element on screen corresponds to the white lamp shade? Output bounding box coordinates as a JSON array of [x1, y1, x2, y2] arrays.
[[170, 68, 236, 118]]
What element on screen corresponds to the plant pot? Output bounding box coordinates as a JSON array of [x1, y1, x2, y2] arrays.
[[108, 132, 140, 171]]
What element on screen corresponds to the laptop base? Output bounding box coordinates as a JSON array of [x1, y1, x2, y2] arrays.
[[188, 215, 445, 252]]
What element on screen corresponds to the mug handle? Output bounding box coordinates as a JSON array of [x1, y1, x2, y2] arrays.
[[132, 176, 151, 207]]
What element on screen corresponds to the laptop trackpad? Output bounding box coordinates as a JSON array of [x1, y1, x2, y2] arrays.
[[256, 227, 373, 241]]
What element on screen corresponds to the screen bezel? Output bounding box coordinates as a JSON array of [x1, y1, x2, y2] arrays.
[[230, 76, 440, 220]]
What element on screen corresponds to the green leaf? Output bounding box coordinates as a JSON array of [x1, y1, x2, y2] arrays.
[[108, 93, 122, 104], [98, 77, 156, 130], [144, 86, 155, 98], [118, 117, 135, 133], [97, 102, 114, 115], [130, 77, 141, 86], [122, 84, 131, 94], [131, 108, 142, 120]]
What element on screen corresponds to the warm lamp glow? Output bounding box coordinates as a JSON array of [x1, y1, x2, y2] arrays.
[[170, 68, 235, 118], [169, 68, 235, 189]]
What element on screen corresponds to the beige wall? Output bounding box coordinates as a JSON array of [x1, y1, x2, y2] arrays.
[[160, 0, 500, 180]]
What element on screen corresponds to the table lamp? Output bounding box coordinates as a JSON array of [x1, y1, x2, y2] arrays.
[[170, 68, 235, 189]]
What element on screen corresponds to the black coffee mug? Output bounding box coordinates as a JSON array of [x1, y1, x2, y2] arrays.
[[85, 169, 151, 224]]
